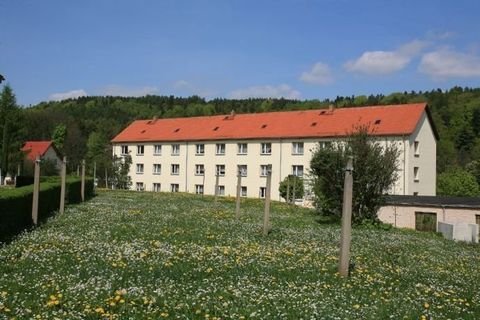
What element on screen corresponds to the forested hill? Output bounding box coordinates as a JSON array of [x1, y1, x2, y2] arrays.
[[22, 86, 480, 175]]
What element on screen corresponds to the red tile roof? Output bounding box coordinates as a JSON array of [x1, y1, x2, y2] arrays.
[[111, 103, 433, 143], [21, 141, 55, 161]]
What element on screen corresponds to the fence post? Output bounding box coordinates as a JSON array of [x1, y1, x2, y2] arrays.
[[235, 172, 242, 218], [338, 156, 354, 277], [59, 156, 67, 215], [214, 173, 219, 203], [263, 166, 272, 236], [286, 176, 290, 204], [292, 175, 297, 205], [32, 156, 41, 225], [81, 159, 85, 202], [93, 161, 96, 190]]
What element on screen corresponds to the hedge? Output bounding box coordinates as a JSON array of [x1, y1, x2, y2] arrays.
[[0, 177, 94, 243]]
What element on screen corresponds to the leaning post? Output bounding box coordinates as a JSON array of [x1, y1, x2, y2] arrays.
[[338, 156, 354, 277], [32, 156, 41, 225], [59, 156, 67, 215], [81, 159, 85, 202], [263, 165, 272, 236]]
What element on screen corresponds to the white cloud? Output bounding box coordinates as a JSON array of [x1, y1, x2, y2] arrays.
[[300, 62, 333, 85], [419, 48, 480, 79], [48, 89, 87, 101], [100, 85, 159, 97], [344, 40, 428, 75], [229, 84, 301, 100]]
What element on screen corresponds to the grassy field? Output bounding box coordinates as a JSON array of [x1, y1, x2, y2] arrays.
[[0, 190, 479, 319]]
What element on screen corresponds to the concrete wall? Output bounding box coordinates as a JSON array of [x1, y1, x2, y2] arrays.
[[378, 205, 480, 230], [43, 146, 62, 170], [408, 112, 437, 196]]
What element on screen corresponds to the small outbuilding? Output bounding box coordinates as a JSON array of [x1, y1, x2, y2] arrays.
[[378, 195, 480, 235], [21, 141, 62, 171]]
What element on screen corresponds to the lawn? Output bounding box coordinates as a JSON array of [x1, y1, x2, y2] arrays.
[[0, 190, 479, 319]]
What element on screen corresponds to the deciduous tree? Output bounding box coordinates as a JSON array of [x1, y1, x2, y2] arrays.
[[310, 125, 399, 223]]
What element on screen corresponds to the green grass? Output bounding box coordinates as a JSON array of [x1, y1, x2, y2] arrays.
[[0, 190, 479, 319]]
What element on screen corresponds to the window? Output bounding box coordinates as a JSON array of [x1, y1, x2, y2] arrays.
[[261, 142, 272, 155], [292, 165, 304, 177], [237, 143, 248, 155], [217, 185, 225, 196], [241, 186, 247, 197], [171, 144, 180, 155], [153, 164, 161, 175], [216, 143, 226, 155], [170, 184, 179, 193], [292, 142, 304, 155], [121, 145, 129, 155], [195, 164, 205, 176], [414, 167, 419, 182], [260, 165, 271, 177], [137, 145, 144, 155], [415, 212, 437, 232], [136, 163, 144, 174], [154, 144, 162, 155], [216, 164, 226, 176], [153, 183, 161, 192], [195, 184, 204, 195], [196, 144, 205, 155], [238, 165, 247, 177], [136, 182, 144, 191], [259, 187, 267, 198], [414, 141, 420, 156], [171, 164, 180, 175]]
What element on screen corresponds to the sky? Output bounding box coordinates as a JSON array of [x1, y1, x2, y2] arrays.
[[1, 0, 480, 106]]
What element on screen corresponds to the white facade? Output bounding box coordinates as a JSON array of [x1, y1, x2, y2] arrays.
[[112, 108, 437, 200]]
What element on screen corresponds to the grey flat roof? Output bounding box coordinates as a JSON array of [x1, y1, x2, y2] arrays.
[[385, 195, 480, 209]]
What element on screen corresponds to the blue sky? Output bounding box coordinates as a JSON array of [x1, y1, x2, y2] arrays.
[[1, 0, 480, 106]]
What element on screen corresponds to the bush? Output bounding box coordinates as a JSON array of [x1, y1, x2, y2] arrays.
[[278, 175, 304, 203], [0, 176, 95, 243]]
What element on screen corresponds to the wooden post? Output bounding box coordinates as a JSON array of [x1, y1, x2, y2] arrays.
[[235, 172, 242, 218], [93, 161, 96, 190], [59, 156, 67, 215], [214, 173, 219, 203], [17, 163, 21, 176], [32, 156, 41, 225], [286, 176, 290, 204], [338, 157, 354, 277], [81, 159, 85, 202], [105, 168, 108, 189], [202, 168, 206, 198], [292, 175, 297, 205], [263, 166, 272, 236], [77, 165, 79, 176]]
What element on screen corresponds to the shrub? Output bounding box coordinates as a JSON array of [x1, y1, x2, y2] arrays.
[[0, 176, 95, 243]]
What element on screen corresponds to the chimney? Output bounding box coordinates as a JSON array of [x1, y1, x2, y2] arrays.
[[230, 110, 236, 118], [328, 104, 334, 113]]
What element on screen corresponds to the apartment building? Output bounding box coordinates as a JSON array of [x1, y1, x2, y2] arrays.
[[111, 103, 438, 201]]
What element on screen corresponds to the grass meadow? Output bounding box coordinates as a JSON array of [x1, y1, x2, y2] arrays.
[[0, 190, 479, 319]]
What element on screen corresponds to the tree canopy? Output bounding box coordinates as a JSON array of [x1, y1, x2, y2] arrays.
[[310, 125, 399, 223]]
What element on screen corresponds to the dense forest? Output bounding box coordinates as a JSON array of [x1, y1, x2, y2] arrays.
[[1, 85, 480, 194]]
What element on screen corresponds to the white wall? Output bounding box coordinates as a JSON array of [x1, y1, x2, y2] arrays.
[[112, 110, 437, 199]]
